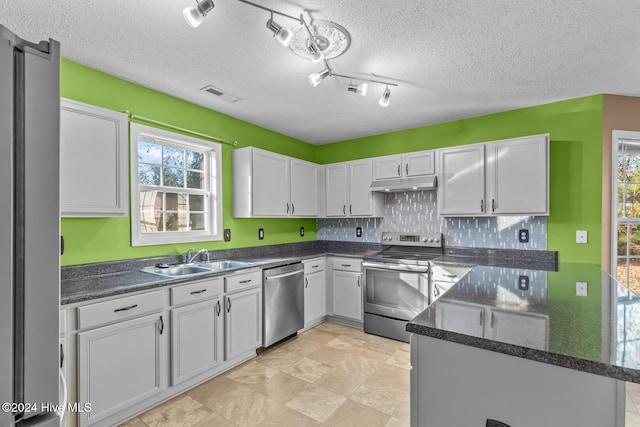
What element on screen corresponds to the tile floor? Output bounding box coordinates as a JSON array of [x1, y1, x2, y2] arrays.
[[120, 322, 411, 427], [119, 321, 640, 427]]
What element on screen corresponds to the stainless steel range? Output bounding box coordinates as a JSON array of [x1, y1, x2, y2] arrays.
[[362, 232, 443, 342]]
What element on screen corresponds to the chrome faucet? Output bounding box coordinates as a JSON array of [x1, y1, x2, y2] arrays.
[[185, 248, 209, 263]]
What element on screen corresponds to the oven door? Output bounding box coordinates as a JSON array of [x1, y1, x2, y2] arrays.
[[363, 262, 429, 321]]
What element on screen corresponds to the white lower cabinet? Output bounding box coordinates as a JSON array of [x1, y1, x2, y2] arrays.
[[224, 285, 262, 361], [304, 258, 326, 328], [170, 297, 223, 385], [331, 258, 363, 322], [77, 313, 166, 427]]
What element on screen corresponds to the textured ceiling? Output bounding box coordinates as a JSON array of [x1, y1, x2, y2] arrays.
[[1, 0, 640, 144]]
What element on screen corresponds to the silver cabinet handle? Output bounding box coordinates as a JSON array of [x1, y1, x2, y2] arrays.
[[433, 285, 440, 297], [286, 203, 290, 214], [291, 204, 295, 214], [114, 304, 138, 313], [479, 310, 484, 325], [239, 279, 252, 284], [492, 199, 495, 212], [227, 297, 231, 313], [406, 164, 409, 175], [397, 164, 401, 176], [343, 205, 346, 215], [190, 289, 207, 295], [491, 312, 495, 328], [350, 204, 352, 215], [305, 277, 309, 288], [480, 199, 484, 212], [444, 274, 458, 278], [216, 300, 221, 316], [311, 264, 319, 268], [159, 315, 164, 335], [341, 264, 352, 267], [357, 276, 361, 287]]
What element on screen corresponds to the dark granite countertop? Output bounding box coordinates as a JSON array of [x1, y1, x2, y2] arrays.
[[61, 241, 382, 305], [407, 262, 640, 383]]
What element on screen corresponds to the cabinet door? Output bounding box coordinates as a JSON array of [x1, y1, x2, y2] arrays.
[[290, 158, 317, 217], [304, 270, 326, 328], [404, 151, 435, 177], [77, 313, 165, 426], [373, 155, 402, 180], [252, 150, 290, 216], [485, 309, 548, 350], [486, 135, 548, 215], [325, 163, 348, 216], [60, 98, 128, 217], [438, 145, 486, 216], [332, 271, 362, 321], [171, 298, 223, 385], [225, 287, 262, 360], [435, 301, 484, 337], [349, 159, 374, 216]]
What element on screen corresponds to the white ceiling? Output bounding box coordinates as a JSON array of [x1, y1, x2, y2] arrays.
[[2, 1, 640, 145]]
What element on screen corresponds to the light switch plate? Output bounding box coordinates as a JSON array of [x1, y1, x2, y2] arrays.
[[576, 281, 588, 297], [576, 230, 588, 244]]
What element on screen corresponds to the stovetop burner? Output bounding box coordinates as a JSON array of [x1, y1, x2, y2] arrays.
[[366, 232, 444, 264]]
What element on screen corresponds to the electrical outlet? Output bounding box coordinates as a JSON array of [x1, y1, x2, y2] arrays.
[[223, 228, 231, 242], [576, 230, 588, 244], [300, 227, 304, 237], [258, 228, 264, 240], [518, 275, 529, 290], [356, 227, 362, 238], [576, 281, 588, 297], [518, 229, 529, 243]]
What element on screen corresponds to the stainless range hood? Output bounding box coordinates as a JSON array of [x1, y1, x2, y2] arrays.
[[370, 175, 437, 192]]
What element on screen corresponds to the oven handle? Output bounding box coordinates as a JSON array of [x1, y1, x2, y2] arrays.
[[363, 262, 429, 273]]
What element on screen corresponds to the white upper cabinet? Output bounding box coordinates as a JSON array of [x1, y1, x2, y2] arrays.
[[325, 159, 383, 217], [438, 144, 486, 216], [373, 150, 435, 180], [233, 147, 317, 217], [438, 134, 549, 216], [60, 98, 129, 217], [486, 134, 548, 215]]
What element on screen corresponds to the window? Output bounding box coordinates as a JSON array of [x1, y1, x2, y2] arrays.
[[130, 123, 222, 246]]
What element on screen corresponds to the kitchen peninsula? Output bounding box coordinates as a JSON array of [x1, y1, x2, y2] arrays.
[[407, 262, 639, 427]]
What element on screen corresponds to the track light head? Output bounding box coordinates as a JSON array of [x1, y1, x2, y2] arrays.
[[183, 0, 215, 28], [308, 69, 331, 87], [306, 43, 325, 64], [347, 82, 368, 96], [266, 18, 294, 47], [379, 87, 391, 107]]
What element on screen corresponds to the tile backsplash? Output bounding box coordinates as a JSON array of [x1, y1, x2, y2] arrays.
[[316, 191, 547, 250]]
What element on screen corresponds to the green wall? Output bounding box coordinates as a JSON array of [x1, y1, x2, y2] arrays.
[[61, 59, 603, 266], [60, 60, 317, 266], [317, 95, 604, 264]]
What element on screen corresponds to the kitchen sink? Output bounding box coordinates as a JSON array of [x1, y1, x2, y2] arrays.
[[197, 260, 254, 271], [141, 260, 254, 278]]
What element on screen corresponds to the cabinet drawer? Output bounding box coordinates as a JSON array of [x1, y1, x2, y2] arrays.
[[304, 258, 326, 274], [431, 265, 473, 283], [77, 290, 164, 330], [225, 270, 262, 293], [332, 258, 362, 272], [171, 278, 223, 306]]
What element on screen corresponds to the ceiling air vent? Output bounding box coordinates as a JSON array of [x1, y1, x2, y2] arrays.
[[200, 85, 241, 103]]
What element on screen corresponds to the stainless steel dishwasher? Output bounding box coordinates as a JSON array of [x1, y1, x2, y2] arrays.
[[263, 262, 304, 347]]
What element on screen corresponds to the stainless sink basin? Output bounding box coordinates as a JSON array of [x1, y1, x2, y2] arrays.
[[197, 260, 254, 271], [141, 259, 255, 278], [142, 264, 212, 278]]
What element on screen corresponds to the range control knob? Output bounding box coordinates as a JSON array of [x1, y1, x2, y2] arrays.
[[434, 238, 440, 243], [422, 237, 428, 242]]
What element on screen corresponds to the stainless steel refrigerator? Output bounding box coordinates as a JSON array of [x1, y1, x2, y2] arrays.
[[0, 25, 61, 427]]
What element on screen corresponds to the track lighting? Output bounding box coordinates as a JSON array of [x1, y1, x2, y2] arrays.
[[266, 15, 294, 47], [183, 0, 215, 28], [308, 69, 331, 87], [183, 0, 401, 107], [379, 87, 391, 107], [347, 82, 368, 96]]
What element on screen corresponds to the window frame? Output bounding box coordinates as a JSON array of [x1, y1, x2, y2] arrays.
[[130, 123, 222, 246]]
